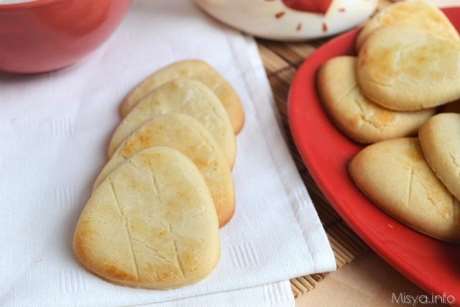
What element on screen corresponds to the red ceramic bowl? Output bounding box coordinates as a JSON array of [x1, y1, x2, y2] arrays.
[[0, 0, 131, 73], [289, 7, 460, 303]]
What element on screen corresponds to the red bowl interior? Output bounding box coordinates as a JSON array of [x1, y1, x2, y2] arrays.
[[0, 0, 131, 73], [289, 7, 460, 302]]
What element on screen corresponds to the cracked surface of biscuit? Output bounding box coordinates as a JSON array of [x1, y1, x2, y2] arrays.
[[349, 138, 460, 242], [357, 26, 460, 111], [318, 56, 434, 144], [356, 0, 459, 50], [73, 147, 220, 289]]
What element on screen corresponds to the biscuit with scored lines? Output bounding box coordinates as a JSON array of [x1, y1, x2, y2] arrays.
[[419, 113, 460, 202], [349, 138, 460, 242], [95, 113, 234, 227], [74, 147, 220, 289]]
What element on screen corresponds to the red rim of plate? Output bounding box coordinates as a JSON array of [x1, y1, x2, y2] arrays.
[[288, 8, 460, 301]]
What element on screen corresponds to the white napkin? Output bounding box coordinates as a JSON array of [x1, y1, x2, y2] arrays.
[[0, 1, 335, 306], [148, 281, 295, 307]]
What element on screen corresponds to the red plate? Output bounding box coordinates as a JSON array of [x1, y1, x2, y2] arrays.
[[289, 8, 460, 303]]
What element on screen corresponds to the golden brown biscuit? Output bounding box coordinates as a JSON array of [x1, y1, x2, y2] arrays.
[[74, 147, 220, 289], [419, 113, 460, 202], [349, 138, 460, 242], [120, 60, 245, 134], [357, 0, 458, 50], [95, 114, 234, 227], [357, 26, 460, 111], [108, 79, 236, 168], [318, 56, 434, 143]]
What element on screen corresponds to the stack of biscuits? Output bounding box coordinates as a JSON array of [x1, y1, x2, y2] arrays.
[[72, 60, 245, 289], [318, 0, 460, 243]]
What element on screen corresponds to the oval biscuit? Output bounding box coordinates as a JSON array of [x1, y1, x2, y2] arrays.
[[419, 113, 460, 202], [108, 79, 236, 168], [120, 60, 245, 134], [319, 56, 434, 144], [356, 0, 458, 50], [95, 113, 234, 227], [349, 138, 460, 242], [73, 147, 220, 289], [357, 26, 460, 111]]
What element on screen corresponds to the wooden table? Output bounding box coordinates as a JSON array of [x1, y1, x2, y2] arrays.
[[255, 39, 447, 307]]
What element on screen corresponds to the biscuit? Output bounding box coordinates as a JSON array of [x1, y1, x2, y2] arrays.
[[349, 138, 460, 242], [357, 26, 460, 111], [318, 56, 434, 143], [419, 113, 460, 202], [95, 113, 234, 227], [73, 147, 220, 289], [108, 79, 236, 168], [356, 0, 458, 50], [120, 60, 245, 134]]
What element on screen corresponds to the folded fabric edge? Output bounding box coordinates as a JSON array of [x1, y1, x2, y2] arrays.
[[223, 31, 336, 274], [140, 281, 295, 307]]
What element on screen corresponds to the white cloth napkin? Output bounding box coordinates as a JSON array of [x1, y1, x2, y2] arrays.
[[0, 1, 335, 306], [149, 281, 295, 307]]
